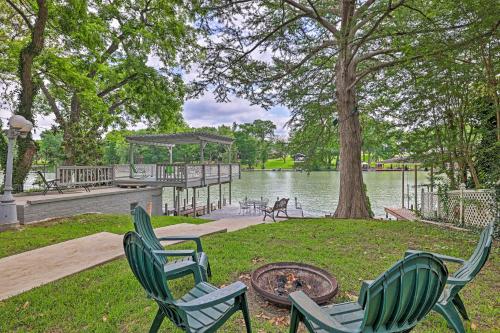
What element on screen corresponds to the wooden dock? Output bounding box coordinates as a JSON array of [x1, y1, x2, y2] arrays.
[[384, 207, 417, 221]]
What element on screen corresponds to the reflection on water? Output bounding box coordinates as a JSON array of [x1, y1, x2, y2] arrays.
[[162, 170, 428, 218]]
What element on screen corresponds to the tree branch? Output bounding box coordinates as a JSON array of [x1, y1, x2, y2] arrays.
[[40, 82, 65, 126], [6, 0, 33, 30], [88, 34, 125, 78], [354, 48, 396, 65], [351, 0, 406, 58], [233, 13, 307, 64], [270, 40, 337, 81], [351, 20, 499, 90], [283, 0, 339, 36], [97, 74, 138, 98], [108, 98, 129, 114]]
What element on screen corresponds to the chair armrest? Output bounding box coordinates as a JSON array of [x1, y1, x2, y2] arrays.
[[163, 260, 202, 282], [447, 277, 469, 286], [405, 249, 465, 264], [289, 291, 348, 332], [358, 280, 374, 306], [176, 282, 247, 311], [153, 250, 198, 263], [157, 236, 203, 252]]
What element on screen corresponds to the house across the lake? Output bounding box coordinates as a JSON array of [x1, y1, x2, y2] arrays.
[[293, 153, 306, 163]]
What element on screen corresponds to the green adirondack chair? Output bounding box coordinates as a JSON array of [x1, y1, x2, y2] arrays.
[[133, 206, 211, 282], [405, 223, 494, 333], [123, 231, 252, 333], [289, 252, 448, 333]]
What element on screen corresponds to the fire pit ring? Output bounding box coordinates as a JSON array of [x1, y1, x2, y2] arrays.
[[251, 262, 338, 307]]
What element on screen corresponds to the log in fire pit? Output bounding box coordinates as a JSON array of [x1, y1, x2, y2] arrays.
[[251, 262, 338, 307]]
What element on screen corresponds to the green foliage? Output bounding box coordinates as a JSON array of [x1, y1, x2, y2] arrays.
[[236, 120, 276, 168], [36, 130, 65, 168], [2, 0, 197, 165], [234, 130, 258, 168], [288, 102, 339, 170], [272, 138, 289, 163]]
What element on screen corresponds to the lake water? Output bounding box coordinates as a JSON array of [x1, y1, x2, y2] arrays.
[[162, 170, 428, 218], [16, 169, 427, 218]]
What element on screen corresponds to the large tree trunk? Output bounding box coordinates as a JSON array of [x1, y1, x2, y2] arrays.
[[12, 0, 48, 191], [333, 56, 370, 218]]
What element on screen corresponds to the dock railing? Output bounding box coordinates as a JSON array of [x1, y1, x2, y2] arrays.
[[56, 165, 114, 187], [155, 163, 240, 185]]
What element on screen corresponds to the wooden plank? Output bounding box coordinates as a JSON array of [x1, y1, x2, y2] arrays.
[[384, 207, 417, 221]]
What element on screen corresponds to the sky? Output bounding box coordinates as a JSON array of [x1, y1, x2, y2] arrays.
[[0, 57, 291, 139]]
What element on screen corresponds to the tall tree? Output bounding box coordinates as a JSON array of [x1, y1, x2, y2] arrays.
[[36, 0, 192, 164], [197, 0, 497, 218], [4, 0, 48, 189]]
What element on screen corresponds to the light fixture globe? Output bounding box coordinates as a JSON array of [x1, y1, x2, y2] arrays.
[[8, 115, 27, 130], [8, 115, 33, 135]]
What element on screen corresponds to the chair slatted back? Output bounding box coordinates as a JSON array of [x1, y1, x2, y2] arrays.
[[361, 253, 448, 331], [453, 223, 494, 281], [280, 198, 289, 209], [272, 198, 289, 211], [123, 231, 186, 327], [271, 199, 281, 210], [123, 231, 172, 300], [133, 206, 166, 264]]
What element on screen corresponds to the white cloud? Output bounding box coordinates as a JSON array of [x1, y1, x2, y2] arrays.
[[184, 92, 290, 136]]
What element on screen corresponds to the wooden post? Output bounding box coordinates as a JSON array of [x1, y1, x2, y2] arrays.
[[172, 187, 176, 216], [218, 183, 222, 209], [186, 188, 189, 207], [430, 165, 434, 192], [420, 188, 425, 215], [200, 141, 207, 163], [401, 165, 405, 208], [193, 187, 197, 217], [207, 185, 210, 213], [177, 188, 181, 216], [414, 164, 418, 212], [129, 143, 134, 178], [459, 183, 465, 226], [168, 145, 173, 164], [229, 182, 232, 205]]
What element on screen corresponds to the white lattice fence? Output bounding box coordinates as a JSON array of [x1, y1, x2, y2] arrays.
[[460, 190, 496, 228], [421, 187, 497, 230]]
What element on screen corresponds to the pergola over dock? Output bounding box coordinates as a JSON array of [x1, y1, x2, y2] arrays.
[[126, 132, 234, 163], [115, 132, 240, 216]]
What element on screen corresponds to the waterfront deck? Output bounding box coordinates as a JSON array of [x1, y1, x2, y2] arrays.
[[114, 163, 240, 188]]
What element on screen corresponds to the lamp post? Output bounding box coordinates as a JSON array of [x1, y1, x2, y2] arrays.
[[0, 115, 33, 228]]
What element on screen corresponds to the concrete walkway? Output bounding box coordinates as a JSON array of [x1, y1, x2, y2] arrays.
[[0, 216, 277, 301]]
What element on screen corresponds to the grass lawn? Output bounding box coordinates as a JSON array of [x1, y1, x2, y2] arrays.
[[0, 214, 209, 259], [0, 218, 498, 332], [260, 157, 296, 169]]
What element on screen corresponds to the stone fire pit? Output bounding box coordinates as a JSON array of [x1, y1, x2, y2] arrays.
[[251, 262, 338, 307]]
